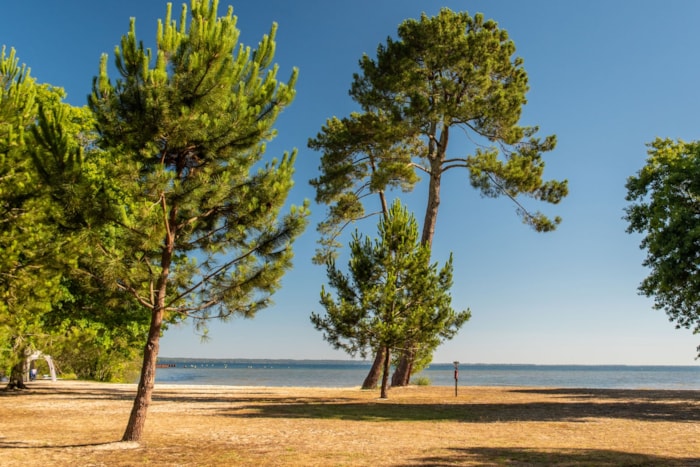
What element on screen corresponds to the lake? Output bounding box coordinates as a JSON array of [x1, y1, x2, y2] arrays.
[[154, 359, 700, 390]]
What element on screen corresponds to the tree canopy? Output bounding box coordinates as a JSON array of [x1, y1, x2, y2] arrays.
[[310, 8, 568, 260], [0, 47, 75, 387], [0, 45, 150, 387], [625, 138, 700, 355]]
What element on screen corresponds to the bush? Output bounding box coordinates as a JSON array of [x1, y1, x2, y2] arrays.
[[413, 376, 431, 386]]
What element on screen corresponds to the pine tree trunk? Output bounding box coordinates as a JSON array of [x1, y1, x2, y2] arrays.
[[393, 128, 447, 387], [122, 177, 177, 442], [380, 347, 391, 399], [368, 188, 392, 392], [405, 358, 414, 385], [391, 348, 414, 387], [122, 306, 164, 442], [7, 361, 27, 390], [420, 126, 445, 248], [361, 348, 384, 389], [6, 338, 28, 390]]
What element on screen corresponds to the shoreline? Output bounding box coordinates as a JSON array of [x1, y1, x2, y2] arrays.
[[16, 377, 700, 394]]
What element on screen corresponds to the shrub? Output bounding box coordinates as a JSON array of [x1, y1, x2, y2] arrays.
[[413, 376, 431, 386]]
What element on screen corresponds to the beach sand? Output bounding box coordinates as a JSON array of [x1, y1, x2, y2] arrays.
[[1, 379, 698, 466]]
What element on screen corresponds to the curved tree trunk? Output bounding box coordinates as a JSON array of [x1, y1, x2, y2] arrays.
[[420, 125, 446, 247], [391, 347, 414, 387], [361, 348, 385, 389], [122, 306, 164, 441], [122, 209, 174, 442], [122, 306, 164, 442]]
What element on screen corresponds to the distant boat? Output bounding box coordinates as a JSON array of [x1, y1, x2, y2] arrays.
[[156, 363, 176, 368]]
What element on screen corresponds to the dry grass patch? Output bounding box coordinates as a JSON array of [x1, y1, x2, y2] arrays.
[[0, 380, 698, 466]]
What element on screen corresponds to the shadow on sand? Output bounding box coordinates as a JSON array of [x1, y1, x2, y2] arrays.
[[6, 383, 699, 424], [210, 387, 700, 424], [415, 446, 700, 466]]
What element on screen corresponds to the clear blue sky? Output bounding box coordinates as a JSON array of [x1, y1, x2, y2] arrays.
[[4, 1, 700, 365]]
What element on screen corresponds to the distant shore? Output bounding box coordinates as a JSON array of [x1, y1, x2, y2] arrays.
[[1, 379, 698, 466], [153, 358, 700, 389]]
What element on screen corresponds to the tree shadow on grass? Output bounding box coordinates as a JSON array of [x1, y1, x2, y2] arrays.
[[1, 383, 362, 410], [217, 391, 700, 423], [0, 385, 136, 402], [5, 384, 699, 424], [0, 439, 138, 450], [511, 387, 700, 402], [415, 446, 700, 466]]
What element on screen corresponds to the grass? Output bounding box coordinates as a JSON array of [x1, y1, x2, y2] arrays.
[[1, 380, 699, 466]]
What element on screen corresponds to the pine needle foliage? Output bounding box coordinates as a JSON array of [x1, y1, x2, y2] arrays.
[[309, 7, 568, 386], [312, 200, 469, 398], [88, 0, 308, 441]]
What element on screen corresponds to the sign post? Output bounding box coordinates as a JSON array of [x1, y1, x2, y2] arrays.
[[453, 361, 459, 397]]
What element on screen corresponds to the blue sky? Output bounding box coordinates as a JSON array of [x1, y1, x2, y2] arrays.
[[4, 1, 700, 365]]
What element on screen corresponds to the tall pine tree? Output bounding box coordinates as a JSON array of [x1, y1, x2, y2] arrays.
[[89, 0, 307, 441], [310, 8, 567, 386]]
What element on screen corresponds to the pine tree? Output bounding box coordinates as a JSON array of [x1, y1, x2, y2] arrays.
[[312, 200, 469, 398], [309, 8, 567, 386], [88, 0, 307, 441]]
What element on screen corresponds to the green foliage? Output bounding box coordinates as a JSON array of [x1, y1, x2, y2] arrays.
[[0, 47, 77, 385], [309, 7, 568, 262], [3, 1, 308, 395], [413, 376, 431, 386], [86, 0, 307, 439], [45, 319, 142, 382], [625, 138, 700, 355], [88, 0, 308, 327], [308, 111, 421, 264], [309, 6, 567, 386], [0, 46, 35, 155], [41, 274, 150, 382], [311, 200, 470, 395], [0, 43, 149, 386]]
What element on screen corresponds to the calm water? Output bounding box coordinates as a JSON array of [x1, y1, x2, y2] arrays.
[[154, 359, 700, 390]]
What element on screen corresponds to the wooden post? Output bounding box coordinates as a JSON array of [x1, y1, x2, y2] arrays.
[[453, 361, 459, 397]]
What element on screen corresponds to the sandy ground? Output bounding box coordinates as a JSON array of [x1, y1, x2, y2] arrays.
[[1, 379, 699, 466]]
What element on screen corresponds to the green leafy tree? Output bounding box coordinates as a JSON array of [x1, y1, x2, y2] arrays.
[[311, 200, 469, 398], [38, 275, 148, 382], [0, 46, 149, 389], [0, 46, 37, 387], [28, 101, 151, 383], [88, 0, 307, 441], [625, 138, 700, 356], [24, 78, 155, 386], [0, 48, 75, 388], [44, 318, 143, 382], [309, 8, 567, 386]]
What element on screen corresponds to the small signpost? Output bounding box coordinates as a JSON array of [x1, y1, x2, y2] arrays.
[[453, 361, 459, 397]]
